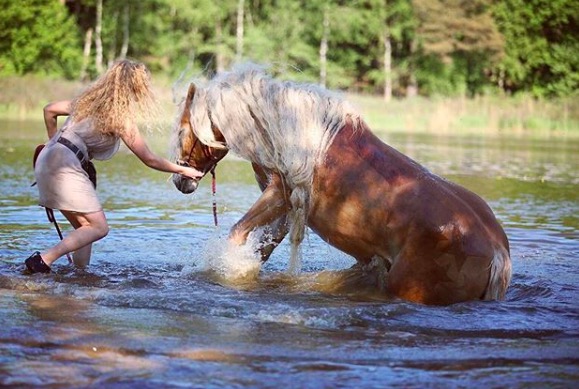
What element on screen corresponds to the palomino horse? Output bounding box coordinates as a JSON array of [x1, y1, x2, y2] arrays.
[[171, 65, 512, 305]]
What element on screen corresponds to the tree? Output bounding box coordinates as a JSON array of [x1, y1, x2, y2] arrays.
[[243, 0, 318, 80], [2, 0, 575, 100], [319, 3, 330, 87], [135, 0, 232, 75], [0, 0, 81, 78], [412, 0, 504, 96], [94, 0, 103, 73], [236, 0, 245, 62], [366, 0, 415, 101], [493, 0, 579, 97], [306, 1, 383, 90]]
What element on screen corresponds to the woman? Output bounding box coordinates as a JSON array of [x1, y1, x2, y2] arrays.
[[25, 59, 202, 273]]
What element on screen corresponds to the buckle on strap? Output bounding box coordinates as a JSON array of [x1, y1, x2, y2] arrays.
[[57, 137, 87, 164]]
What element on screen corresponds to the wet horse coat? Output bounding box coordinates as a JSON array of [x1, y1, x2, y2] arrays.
[[171, 66, 512, 305]]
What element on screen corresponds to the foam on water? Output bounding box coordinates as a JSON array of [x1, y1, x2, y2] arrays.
[[250, 304, 340, 328], [200, 234, 263, 282]]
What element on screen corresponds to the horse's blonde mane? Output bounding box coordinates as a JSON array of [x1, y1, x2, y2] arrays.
[[181, 64, 362, 270], [192, 64, 360, 189]]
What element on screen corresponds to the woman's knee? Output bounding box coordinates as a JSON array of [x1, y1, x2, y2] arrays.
[[85, 211, 109, 240], [94, 222, 109, 239]]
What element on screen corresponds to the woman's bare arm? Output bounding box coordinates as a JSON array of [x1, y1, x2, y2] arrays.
[[43, 100, 72, 139], [120, 125, 203, 179]]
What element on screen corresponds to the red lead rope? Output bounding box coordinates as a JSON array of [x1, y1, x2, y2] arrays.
[[210, 167, 218, 226]]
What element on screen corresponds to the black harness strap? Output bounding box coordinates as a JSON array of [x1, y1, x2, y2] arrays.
[[57, 137, 92, 174], [57, 136, 97, 189], [45, 207, 73, 263]]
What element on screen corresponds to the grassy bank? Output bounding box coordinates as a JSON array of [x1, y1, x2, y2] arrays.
[[0, 75, 184, 121], [2, 76, 578, 139], [351, 94, 579, 139]]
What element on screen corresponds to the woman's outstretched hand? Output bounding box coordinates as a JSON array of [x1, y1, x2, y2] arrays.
[[179, 166, 204, 180]]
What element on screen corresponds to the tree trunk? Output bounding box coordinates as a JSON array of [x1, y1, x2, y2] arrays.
[[406, 38, 418, 98], [406, 74, 418, 98], [120, 3, 130, 59], [95, 0, 104, 74], [319, 5, 330, 88], [383, 27, 392, 102], [497, 66, 505, 91], [215, 20, 225, 73], [80, 28, 93, 81], [107, 9, 118, 67], [236, 0, 244, 62]]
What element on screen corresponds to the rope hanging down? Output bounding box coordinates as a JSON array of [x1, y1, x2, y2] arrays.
[[211, 167, 218, 226]]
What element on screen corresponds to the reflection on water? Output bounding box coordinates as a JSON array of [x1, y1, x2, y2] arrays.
[[0, 120, 578, 388]]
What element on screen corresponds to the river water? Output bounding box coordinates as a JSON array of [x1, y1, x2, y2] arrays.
[[1, 120, 578, 388]]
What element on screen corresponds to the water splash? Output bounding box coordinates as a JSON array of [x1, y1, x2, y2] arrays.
[[201, 235, 262, 282]]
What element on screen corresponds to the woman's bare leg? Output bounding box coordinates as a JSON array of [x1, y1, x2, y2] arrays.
[[40, 210, 109, 267], [60, 211, 96, 267]]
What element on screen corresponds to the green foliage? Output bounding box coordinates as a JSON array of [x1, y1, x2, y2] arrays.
[[0, 0, 576, 98], [0, 0, 81, 78], [244, 0, 318, 79], [414, 54, 466, 96], [412, 0, 504, 96], [493, 0, 579, 97]]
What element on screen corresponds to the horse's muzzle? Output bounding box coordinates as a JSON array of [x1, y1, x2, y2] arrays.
[[172, 174, 199, 194]]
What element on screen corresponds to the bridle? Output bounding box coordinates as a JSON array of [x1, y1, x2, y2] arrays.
[[178, 136, 222, 226], [179, 108, 224, 169]]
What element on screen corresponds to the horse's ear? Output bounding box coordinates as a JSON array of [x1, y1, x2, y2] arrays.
[[180, 83, 197, 127], [185, 83, 196, 107]]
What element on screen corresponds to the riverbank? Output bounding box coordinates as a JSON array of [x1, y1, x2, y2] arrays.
[[2, 75, 577, 139]]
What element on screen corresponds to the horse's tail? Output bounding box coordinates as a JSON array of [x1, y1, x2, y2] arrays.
[[483, 246, 512, 300], [287, 186, 309, 274]]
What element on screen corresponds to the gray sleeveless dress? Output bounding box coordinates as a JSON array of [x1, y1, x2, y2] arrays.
[[35, 118, 120, 213]]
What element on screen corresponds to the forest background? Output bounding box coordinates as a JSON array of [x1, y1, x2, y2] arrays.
[[1, 0, 577, 137]]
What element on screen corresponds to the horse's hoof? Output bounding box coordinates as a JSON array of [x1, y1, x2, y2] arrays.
[[24, 252, 51, 274]]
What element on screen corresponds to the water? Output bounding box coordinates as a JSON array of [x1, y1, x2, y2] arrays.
[[1, 120, 578, 388]]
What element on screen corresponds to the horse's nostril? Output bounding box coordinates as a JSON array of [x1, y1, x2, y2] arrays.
[[172, 174, 198, 194]]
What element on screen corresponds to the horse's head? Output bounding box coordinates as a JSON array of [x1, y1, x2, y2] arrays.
[[172, 83, 229, 194]]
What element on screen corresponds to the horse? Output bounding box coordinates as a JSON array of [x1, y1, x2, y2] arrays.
[[170, 65, 512, 305]]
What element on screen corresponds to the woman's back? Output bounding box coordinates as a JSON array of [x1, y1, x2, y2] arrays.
[[58, 118, 120, 161]]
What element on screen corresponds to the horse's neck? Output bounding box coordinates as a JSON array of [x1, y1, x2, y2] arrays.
[[335, 119, 385, 150]]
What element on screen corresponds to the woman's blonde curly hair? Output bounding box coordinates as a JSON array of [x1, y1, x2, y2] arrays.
[[70, 59, 156, 137]]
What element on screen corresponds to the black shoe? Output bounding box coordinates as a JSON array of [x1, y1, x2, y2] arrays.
[[25, 251, 51, 274]]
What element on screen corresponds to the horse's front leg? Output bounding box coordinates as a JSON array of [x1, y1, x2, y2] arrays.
[[257, 216, 289, 262], [250, 164, 289, 261], [229, 169, 291, 259]]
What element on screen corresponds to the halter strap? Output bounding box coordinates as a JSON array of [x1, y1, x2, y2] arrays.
[[182, 111, 223, 227], [182, 137, 219, 227], [211, 167, 218, 226]]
